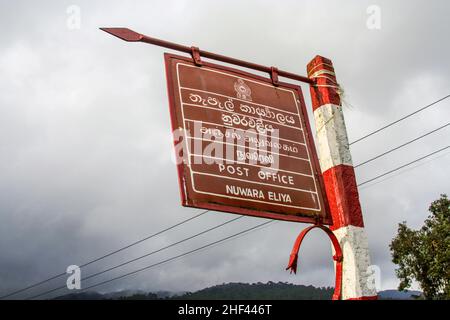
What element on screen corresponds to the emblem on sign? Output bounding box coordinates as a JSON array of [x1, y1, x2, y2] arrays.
[[234, 78, 252, 101]]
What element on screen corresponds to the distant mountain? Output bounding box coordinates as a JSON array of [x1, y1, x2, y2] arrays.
[[172, 282, 333, 300], [102, 289, 145, 299], [378, 290, 422, 300], [52, 282, 422, 300], [54, 291, 158, 300], [156, 290, 187, 299], [53, 282, 333, 300], [53, 291, 105, 300]]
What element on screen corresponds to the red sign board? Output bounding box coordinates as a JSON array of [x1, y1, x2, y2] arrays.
[[165, 53, 331, 224]]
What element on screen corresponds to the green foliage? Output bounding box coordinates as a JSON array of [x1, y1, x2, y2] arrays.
[[390, 194, 450, 299]]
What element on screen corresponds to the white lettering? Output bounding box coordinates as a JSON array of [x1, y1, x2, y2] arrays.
[[226, 185, 265, 199], [268, 191, 292, 203], [236, 150, 274, 165], [218, 164, 250, 177], [258, 170, 294, 185]]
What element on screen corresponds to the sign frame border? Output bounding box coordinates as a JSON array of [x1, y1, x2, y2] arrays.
[[164, 53, 332, 225]]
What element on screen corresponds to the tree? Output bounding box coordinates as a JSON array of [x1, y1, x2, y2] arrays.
[[390, 194, 450, 299]]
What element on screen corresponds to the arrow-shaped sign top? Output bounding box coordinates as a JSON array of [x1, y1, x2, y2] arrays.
[[100, 28, 143, 42]]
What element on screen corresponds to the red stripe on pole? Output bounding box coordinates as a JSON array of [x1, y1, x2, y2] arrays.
[[322, 164, 364, 230], [307, 55, 341, 111], [308, 55, 376, 300]]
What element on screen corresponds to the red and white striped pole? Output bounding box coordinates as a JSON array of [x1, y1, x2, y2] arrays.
[[307, 55, 378, 300]]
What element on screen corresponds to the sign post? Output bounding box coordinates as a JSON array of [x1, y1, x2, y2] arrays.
[[307, 55, 378, 300], [165, 54, 331, 224], [101, 27, 377, 300]]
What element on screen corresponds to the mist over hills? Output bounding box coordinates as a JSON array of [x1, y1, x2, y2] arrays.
[[52, 282, 422, 300]]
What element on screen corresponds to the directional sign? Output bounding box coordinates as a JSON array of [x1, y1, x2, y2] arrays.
[[165, 53, 331, 224]]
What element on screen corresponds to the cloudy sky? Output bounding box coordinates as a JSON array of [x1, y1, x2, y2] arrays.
[[0, 0, 449, 299]]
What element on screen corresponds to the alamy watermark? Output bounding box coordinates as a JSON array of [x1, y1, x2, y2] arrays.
[[366, 5, 381, 30], [172, 121, 281, 172], [66, 265, 81, 290], [366, 264, 381, 292], [66, 5, 81, 30]]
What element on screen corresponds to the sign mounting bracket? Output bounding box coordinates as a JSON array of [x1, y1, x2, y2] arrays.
[[190, 46, 202, 66], [270, 67, 279, 87]]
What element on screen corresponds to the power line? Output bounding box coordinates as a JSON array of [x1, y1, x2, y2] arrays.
[[28, 146, 449, 300], [15, 139, 446, 299], [26, 215, 243, 300], [76, 145, 444, 297], [30, 220, 273, 300], [6, 97, 449, 299], [359, 149, 450, 191], [0, 209, 209, 299], [354, 123, 450, 168], [350, 94, 450, 145], [358, 146, 449, 187]]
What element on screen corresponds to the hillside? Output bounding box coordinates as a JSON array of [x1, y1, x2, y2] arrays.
[[53, 282, 421, 300], [172, 282, 333, 300]]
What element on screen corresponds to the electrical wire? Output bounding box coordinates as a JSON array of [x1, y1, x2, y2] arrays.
[[358, 146, 449, 187], [358, 149, 450, 191], [6, 95, 450, 299], [29, 220, 273, 300], [26, 215, 243, 300], [354, 123, 449, 168], [26, 145, 449, 300], [350, 95, 450, 145], [0, 209, 209, 299]]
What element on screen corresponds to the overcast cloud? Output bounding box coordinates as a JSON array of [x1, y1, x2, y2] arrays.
[[0, 0, 449, 299]]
